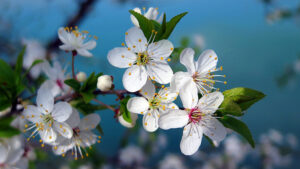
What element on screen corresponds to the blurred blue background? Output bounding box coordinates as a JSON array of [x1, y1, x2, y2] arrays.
[[1, 0, 300, 167]]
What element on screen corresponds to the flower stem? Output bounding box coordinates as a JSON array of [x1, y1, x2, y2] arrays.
[[93, 98, 116, 112], [72, 51, 77, 80]]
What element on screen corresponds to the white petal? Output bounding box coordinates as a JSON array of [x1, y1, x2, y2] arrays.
[[53, 141, 72, 155], [196, 49, 218, 74], [39, 127, 57, 143], [37, 87, 54, 114], [81, 40, 96, 50], [144, 7, 159, 20], [53, 121, 73, 139], [42, 61, 57, 80], [198, 91, 224, 114], [107, 47, 137, 68], [118, 113, 138, 128], [65, 108, 81, 128], [180, 124, 203, 155], [130, 7, 142, 27], [202, 118, 226, 142], [58, 27, 69, 44], [158, 87, 179, 104], [14, 157, 29, 169], [146, 60, 173, 84], [179, 80, 198, 109], [158, 109, 189, 130], [158, 102, 179, 114], [52, 102, 72, 122], [143, 110, 159, 132], [140, 79, 155, 99], [6, 148, 24, 165], [40, 80, 61, 97], [79, 113, 101, 130], [59, 44, 73, 51], [125, 27, 147, 53], [23, 105, 42, 123], [122, 65, 148, 92], [180, 48, 196, 74], [0, 145, 8, 163], [147, 40, 173, 59], [79, 131, 97, 147], [127, 97, 149, 114], [77, 48, 93, 57], [171, 71, 192, 92]]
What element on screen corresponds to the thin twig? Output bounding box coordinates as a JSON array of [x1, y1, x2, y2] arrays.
[[93, 98, 116, 112]]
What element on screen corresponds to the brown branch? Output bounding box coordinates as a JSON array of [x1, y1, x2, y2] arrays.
[[46, 0, 98, 52]]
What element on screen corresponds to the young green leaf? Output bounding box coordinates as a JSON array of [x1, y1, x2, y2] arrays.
[[218, 98, 243, 116], [219, 116, 255, 148], [64, 79, 81, 92], [0, 126, 20, 138], [129, 10, 154, 40], [22, 59, 44, 78], [223, 87, 265, 111], [0, 59, 16, 87], [155, 13, 167, 41], [161, 12, 188, 39], [81, 92, 95, 103], [15, 46, 26, 76], [120, 96, 132, 123]]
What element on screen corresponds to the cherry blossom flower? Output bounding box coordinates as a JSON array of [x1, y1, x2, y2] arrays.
[[23, 87, 73, 144], [127, 80, 178, 132], [0, 136, 28, 169], [131, 7, 163, 27], [22, 39, 46, 79], [58, 27, 97, 57], [159, 154, 187, 169], [107, 27, 174, 92], [40, 61, 69, 97], [119, 145, 145, 167], [52, 109, 101, 160], [171, 48, 225, 97], [159, 89, 226, 155]]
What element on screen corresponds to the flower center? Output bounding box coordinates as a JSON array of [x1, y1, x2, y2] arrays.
[[43, 114, 54, 126], [56, 79, 64, 89], [73, 127, 81, 136], [136, 52, 150, 66], [188, 108, 203, 123]]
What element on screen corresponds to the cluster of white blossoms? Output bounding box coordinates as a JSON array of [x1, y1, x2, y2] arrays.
[[107, 8, 227, 155]]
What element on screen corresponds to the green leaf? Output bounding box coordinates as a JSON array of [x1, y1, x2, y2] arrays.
[[219, 116, 255, 148], [0, 59, 16, 87], [81, 92, 95, 103], [161, 12, 188, 39], [218, 98, 243, 116], [22, 59, 44, 78], [80, 72, 102, 93], [15, 46, 26, 75], [223, 87, 265, 111], [64, 79, 81, 92], [0, 116, 14, 126], [120, 96, 132, 123], [155, 13, 167, 41], [0, 126, 20, 138], [129, 10, 154, 40], [0, 93, 11, 111]]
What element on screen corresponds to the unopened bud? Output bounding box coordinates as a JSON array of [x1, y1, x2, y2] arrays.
[[76, 72, 87, 82], [97, 75, 113, 92], [118, 111, 138, 128]]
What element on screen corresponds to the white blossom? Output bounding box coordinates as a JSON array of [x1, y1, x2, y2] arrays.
[[23, 86, 73, 144], [159, 154, 186, 169], [107, 27, 174, 92], [159, 91, 226, 155], [127, 80, 179, 132], [171, 48, 225, 97], [131, 7, 163, 27], [119, 145, 145, 166], [58, 27, 97, 57]]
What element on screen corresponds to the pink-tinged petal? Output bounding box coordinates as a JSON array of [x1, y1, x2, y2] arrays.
[[107, 47, 137, 68], [52, 102, 72, 122], [79, 113, 101, 131], [147, 40, 173, 59], [158, 109, 189, 130], [122, 65, 148, 92], [196, 49, 218, 74], [180, 124, 203, 155], [146, 60, 173, 84], [180, 48, 196, 74], [179, 79, 198, 109], [127, 97, 149, 114], [125, 27, 147, 53]]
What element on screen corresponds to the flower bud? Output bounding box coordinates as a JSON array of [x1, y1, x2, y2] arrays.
[[97, 75, 113, 92], [118, 111, 138, 128], [76, 72, 87, 82]]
